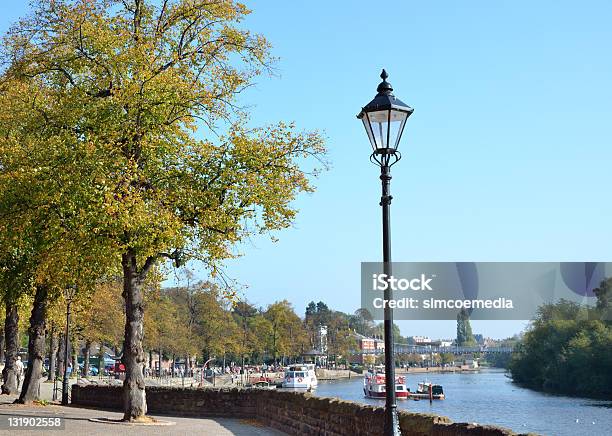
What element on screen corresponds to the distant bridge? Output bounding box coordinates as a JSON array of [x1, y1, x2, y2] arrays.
[[396, 344, 514, 354], [358, 344, 515, 355]]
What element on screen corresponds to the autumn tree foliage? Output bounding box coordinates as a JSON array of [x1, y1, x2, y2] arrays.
[[0, 72, 118, 401], [143, 284, 324, 368], [1, 0, 324, 418], [264, 300, 307, 362], [74, 279, 125, 375]]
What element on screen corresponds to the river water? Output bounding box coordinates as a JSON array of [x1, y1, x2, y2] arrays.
[[312, 369, 612, 436]]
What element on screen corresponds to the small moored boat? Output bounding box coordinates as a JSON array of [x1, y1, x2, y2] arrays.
[[363, 366, 408, 399], [415, 381, 445, 400]]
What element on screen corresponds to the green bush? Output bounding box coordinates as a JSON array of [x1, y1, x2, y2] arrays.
[[509, 300, 612, 399]]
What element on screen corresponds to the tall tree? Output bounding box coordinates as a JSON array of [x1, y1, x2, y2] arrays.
[[373, 322, 402, 342], [0, 69, 118, 401], [593, 278, 612, 314], [76, 279, 125, 352], [18, 284, 48, 402], [305, 302, 317, 318], [350, 308, 375, 336], [327, 314, 357, 365], [1, 303, 20, 395], [191, 285, 238, 360], [456, 308, 476, 346], [233, 300, 261, 365], [2, 0, 324, 419], [264, 300, 303, 363], [75, 278, 125, 377], [143, 286, 180, 371], [0, 248, 35, 395]]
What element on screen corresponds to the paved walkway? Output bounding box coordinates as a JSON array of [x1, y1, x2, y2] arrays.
[[0, 396, 285, 436]]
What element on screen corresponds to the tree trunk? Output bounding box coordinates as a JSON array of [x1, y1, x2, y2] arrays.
[[97, 349, 103, 378], [148, 349, 153, 370], [1, 303, 19, 395], [57, 333, 65, 380], [83, 340, 91, 378], [17, 285, 48, 403], [48, 327, 58, 382], [122, 249, 147, 421], [0, 327, 5, 364], [72, 345, 78, 378]]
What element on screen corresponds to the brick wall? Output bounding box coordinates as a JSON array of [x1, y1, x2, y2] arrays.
[[71, 385, 533, 436]]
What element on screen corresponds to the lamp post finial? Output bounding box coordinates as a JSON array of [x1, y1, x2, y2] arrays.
[[377, 70, 393, 95]]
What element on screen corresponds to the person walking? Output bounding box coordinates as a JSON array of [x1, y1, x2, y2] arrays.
[[15, 356, 24, 389]]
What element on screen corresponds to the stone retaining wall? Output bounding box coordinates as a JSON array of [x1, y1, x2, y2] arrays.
[[71, 385, 533, 436], [314, 368, 360, 380]]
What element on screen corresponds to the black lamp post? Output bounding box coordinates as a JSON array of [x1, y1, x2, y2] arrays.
[[62, 285, 77, 405], [357, 69, 413, 436]]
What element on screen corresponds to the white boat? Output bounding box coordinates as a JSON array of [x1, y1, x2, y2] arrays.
[[363, 366, 408, 399], [282, 364, 318, 390]]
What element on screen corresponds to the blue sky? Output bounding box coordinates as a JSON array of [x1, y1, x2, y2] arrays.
[[3, 1, 611, 339]]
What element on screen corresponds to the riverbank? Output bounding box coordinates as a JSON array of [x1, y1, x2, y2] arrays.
[[396, 366, 480, 374], [219, 366, 481, 384], [509, 379, 612, 401]]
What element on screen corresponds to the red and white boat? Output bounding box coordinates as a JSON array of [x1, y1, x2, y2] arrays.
[[363, 366, 409, 399]]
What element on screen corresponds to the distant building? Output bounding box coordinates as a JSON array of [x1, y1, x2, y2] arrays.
[[358, 334, 375, 351], [350, 333, 384, 364], [317, 325, 328, 354], [461, 357, 479, 369], [302, 349, 325, 366], [407, 336, 432, 345], [483, 337, 497, 347], [430, 339, 453, 347], [374, 338, 385, 351]]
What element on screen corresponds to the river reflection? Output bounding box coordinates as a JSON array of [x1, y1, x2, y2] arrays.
[[312, 369, 612, 436]]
